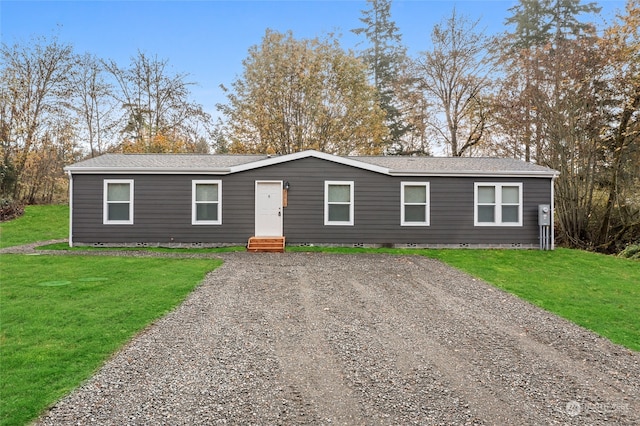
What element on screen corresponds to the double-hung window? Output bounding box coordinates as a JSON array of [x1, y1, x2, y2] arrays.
[[325, 181, 354, 225], [401, 182, 430, 226], [474, 183, 522, 226], [103, 179, 134, 224], [192, 180, 222, 225]]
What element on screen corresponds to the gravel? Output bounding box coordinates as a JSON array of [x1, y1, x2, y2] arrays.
[[34, 252, 639, 425]]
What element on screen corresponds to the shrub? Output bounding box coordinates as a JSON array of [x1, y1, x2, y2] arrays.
[[0, 199, 25, 222], [618, 243, 640, 260]]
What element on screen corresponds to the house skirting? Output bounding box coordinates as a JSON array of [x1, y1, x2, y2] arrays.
[[72, 242, 540, 250], [291, 242, 538, 249]]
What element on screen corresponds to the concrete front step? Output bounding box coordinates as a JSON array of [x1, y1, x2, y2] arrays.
[[247, 236, 286, 253]]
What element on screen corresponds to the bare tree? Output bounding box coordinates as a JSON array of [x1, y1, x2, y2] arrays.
[[595, 0, 640, 251], [413, 9, 495, 156], [495, 0, 639, 251], [0, 35, 74, 200], [103, 51, 211, 152], [70, 53, 117, 157]]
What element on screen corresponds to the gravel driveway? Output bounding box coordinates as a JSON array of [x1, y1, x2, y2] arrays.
[[36, 252, 639, 425]]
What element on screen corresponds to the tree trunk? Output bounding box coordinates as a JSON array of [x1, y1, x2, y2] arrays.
[[597, 86, 640, 250]]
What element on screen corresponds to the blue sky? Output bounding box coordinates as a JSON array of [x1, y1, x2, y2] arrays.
[[1, 0, 625, 117]]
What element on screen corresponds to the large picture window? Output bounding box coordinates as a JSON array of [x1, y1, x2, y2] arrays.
[[192, 180, 222, 225], [103, 179, 134, 224], [474, 183, 522, 226], [325, 181, 354, 225], [401, 182, 430, 226]]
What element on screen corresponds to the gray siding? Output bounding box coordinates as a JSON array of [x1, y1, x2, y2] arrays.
[[71, 157, 553, 246]]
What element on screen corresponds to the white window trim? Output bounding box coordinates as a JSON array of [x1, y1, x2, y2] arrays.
[[474, 182, 523, 226], [401, 182, 430, 226], [192, 180, 222, 225], [324, 181, 354, 226], [103, 179, 134, 225]]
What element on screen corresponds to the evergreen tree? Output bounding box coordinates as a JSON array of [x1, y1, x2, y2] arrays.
[[506, 0, 601, 49], [352, 0, 411, 151]]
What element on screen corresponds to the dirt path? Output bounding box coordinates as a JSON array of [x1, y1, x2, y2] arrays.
[[36, 252, 639, 425]]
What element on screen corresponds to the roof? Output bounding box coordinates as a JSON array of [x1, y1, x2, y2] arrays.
[[65, 150, 559, 178], [65, 153, 267, 171]]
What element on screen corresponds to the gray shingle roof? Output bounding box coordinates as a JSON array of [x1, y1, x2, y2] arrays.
[[65, 150, 558, 177], [66, 153, 268, 170], [351, 156, 555, 174]]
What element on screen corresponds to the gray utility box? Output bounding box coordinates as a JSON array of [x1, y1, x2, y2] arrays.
[[538, 204, 551, 226]]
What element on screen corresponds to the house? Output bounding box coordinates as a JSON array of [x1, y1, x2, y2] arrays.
[[64, 150, 559, 250]]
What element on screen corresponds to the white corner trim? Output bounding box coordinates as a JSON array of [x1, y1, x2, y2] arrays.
[[551, 176, 556, 250], [68, 171, 73, 247]]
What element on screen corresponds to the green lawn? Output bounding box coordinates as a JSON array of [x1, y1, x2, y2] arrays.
[[0, 204, 68, 248], [39, 241, 245, 253], [0, 254, 220, 426]]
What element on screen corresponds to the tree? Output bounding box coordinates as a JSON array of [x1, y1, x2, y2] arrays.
[[218, 30, 387, 155], [103, 51, 211, 153], [0, 37, 215, 204], [491, 0, 601, 163], [352, 0, 412, 151], [414, 9, 496, 157], [495, 0, 640, 251], [539, 36, 607, 248], [506, 0, 600, 47], [0, 35, 74, 200], [594, 0, 640, 250], [19, 118, 80, 204], [70, 53, 117, 157]]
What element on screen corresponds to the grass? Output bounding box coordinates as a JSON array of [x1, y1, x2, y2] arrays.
[[38, 242, 245, 253], [0, 204, 68, 248], [0, 254, 220, 426]]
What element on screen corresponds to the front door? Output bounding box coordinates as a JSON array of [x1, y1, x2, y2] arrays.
[[255, 181, 283, 236]]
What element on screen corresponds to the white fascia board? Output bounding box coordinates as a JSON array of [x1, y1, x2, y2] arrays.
[[389, 169, 560, 179], [228, 150, 391, 175], [67, 170, 73, 247], [64, 167, 231, 175]]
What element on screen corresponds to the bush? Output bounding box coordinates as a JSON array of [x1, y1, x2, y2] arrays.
[[0, 199, 24, 222], [618, 243, 640, 260]]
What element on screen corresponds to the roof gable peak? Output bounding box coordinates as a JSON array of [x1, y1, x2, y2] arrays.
[[228, 150, 390, 175]]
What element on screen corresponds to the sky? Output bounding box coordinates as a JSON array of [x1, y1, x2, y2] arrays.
[[0, 0, 627, 119]]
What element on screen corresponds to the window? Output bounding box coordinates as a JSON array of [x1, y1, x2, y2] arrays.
[[401, 182, 430, 226], [325, 181, 354, 225], [192, 180, 222, 225], [474, 183, 522, 226], [103, 179, 134, 224]]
